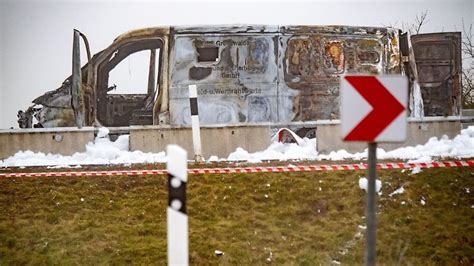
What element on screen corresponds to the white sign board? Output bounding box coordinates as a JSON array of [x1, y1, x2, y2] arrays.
[[341, 75, 408, 142]]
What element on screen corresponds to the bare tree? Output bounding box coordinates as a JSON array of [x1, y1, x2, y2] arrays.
[[461, 19, 474, 108], [402, 10, 429, 35]]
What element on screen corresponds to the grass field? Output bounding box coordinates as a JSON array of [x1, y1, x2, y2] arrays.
[[0, 166, 473, 264]]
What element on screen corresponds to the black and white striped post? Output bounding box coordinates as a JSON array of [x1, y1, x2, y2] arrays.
[[166, 145, 188, 266], [189, 85, 203, 162]]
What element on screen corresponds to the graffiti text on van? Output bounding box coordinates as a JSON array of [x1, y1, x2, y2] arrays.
[[199, 88, 262, 95]]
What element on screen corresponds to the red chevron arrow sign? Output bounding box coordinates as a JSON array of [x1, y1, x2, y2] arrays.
[[341, 75, 408, 142]]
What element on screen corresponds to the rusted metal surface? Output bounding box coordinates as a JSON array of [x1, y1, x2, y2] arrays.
[[16, 25, 461, 130], [71, 29, 85, 128], [147, 48, 157, 96], [89, 27, 170, 128], [19, 29, 94, 129], [173, 25, 278, 34], [411, 32, 462, 116], [399, 32, 424, 117], [95, 39, 163, 126], [25, 81, 76, 128], [278, 26, 400, 122], [169, 26, 400, 125], [169, 33, 279, 125]]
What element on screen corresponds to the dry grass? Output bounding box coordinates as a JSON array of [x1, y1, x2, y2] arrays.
[[0, 167, 473, 264]]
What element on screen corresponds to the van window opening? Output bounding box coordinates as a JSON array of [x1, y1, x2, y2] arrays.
[[108, 49, 160, 94], [197, 47, 219, 62]]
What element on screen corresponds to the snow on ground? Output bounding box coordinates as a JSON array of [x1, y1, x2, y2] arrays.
[[389, 186, 405, 197], [0, 128, 166, 167], [358, 177, 382, 193], [410, 166, 422, 174], [0, 126, 473, 167], [227, 138, 317, 163], [227, 126, 474, 162], [317, 126, 474, 162]]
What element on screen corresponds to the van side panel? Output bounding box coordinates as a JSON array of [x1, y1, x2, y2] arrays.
[[168, 27, 401, 126], [278, 27, 398, 122], [169, 34, 279, 125]]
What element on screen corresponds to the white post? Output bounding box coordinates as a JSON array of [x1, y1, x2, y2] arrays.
[[189, 85, 203, 162], [166, 145, 188, 266]]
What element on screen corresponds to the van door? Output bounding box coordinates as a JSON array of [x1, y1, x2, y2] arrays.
[[411, 32, 462, 116], [96, 38, 163, 126]]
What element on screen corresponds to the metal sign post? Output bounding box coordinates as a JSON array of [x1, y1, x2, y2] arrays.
[[366, 142, 377, 265], [341, 75, 408, 265]]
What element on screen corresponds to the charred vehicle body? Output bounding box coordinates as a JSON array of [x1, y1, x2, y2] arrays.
[[18, 25, 462, 137]]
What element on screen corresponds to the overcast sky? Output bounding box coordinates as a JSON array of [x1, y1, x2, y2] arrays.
[[0, 0, 472, 129]]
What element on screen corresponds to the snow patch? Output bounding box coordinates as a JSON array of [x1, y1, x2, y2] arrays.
[[358, 177, 382, 193], [96, 127, 110, 139], [227, 126, 474, 162], [207, 155, 220, 162], [389, 186, 405, 197], [227, 138, 317, 162], [420, 196, 426, 205], [410, 166, 422, 174], [0, 128, 166, 167]]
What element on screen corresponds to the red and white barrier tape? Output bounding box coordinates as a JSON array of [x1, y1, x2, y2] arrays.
[[0, 160, 472, 178]]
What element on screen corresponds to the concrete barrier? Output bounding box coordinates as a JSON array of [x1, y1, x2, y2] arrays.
[[462, 109, 474, 129], [0, 124, 273, 161], [0, 127, 95, 160], [463, 109, 474, 116], [1, 117, 471, 161], [129, 124, 272, 159], [316, 117, 469, 154]]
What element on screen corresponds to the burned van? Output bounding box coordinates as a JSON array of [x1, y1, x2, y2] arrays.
[[18, 25, 462, 136]]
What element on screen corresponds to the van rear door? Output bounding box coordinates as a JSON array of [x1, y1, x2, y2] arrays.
[[411, 32, 462, 116]]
